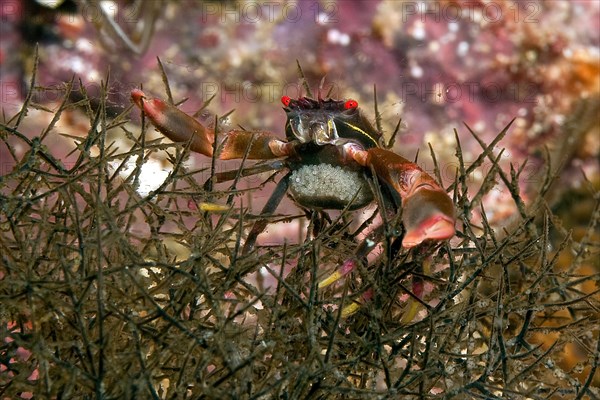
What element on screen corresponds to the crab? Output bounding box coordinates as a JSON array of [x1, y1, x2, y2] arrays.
[[130, 84, 456, 316]]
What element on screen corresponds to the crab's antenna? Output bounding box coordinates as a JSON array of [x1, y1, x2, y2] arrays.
[[296, 60, 313, 98], [325, 84, 335, 98], [317, 76, 328, 101], [373, 84, 383, 135]]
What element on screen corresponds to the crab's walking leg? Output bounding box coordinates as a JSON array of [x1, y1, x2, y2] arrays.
[[319, 224, 432, 320], [319, 225, 385, 289], [242, 173, 291, 255], [318, 225, 384, 317], [345, 145, 455, 248], [212, 161, 285, 184]]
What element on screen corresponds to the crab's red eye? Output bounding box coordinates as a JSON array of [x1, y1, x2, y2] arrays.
[[281, 96, 292, 107], [344, 99, 358, 109]]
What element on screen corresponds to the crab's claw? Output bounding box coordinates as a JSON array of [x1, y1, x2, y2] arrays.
[[131, 89, 215, 157], [344, 145, 455, 248], [401, 185, 455, 248], [131, 89, 296, 162]]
